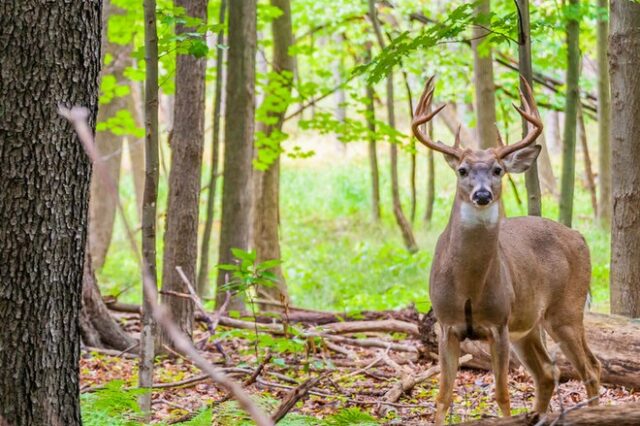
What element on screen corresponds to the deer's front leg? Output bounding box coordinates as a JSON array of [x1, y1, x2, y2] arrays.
[[434, 326, 461, 426], [490, 325, 511, 417]]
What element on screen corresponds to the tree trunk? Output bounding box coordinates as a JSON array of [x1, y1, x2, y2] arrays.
[[558, 0, 581, 227], [458, 403, 640, 426], [0, 2, 101, 424], [197, 0, 227, 297], [609, 0, 640, 317], [89, 0, 130, 270], [597, 0, 612, 228], [399, 68, 417, 222], [160, 0, 208, 345], [80, 244, 136, 350], [516, 0, 542, 216], [419, 311, 640, 389], [253, 0, 294, 304], [365, 47, 381, 222], [368, 0, 418, 253], [438, 103, 475, 147], [139, 0, 159, 414], [216, 0, 257, 310], [577, 105, 598, 218], [424, 119, 436, 224], [547, 110, 562, 154], [128, 81, 146, 218], [471, 0, 498, 150]]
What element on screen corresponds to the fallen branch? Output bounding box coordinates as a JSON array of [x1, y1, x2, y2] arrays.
[[271, 375, 323, 423]]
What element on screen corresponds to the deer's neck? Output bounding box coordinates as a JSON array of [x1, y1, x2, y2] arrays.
[[446, 196, 501, 297]]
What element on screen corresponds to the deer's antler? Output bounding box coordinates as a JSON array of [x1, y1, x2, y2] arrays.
[[495, 76, 544, 158], [412, 76, 464, 160]]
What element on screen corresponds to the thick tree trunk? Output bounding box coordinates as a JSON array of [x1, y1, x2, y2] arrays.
[[368, 0, 418, 253], [197, 0, 227, 297], [253, 0, 294, 304], [81, 244, 136, 350], [420, 311, 640, 389], [597, 0, 612, 229], [516, 0, 542, 216], [609, 0, 640, 317], [365, 48, 381, 222], [216, 0, 257, 310], [0, 2, 101, 424], [139, 0, 159, 414], [471, 0, 498, 150], [558, 0, 581, 227], [161, 0, 208, 344], [458, 403, 640, 426], [89, 0, 130, 270]]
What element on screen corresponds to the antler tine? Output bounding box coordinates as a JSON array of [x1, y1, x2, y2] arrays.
[[495, 123, 505, 147], [496, 75, 543, 158], [411, 77, 463, 159]]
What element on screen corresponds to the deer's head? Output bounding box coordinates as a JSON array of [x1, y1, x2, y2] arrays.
[[412, 76, 543, 209]]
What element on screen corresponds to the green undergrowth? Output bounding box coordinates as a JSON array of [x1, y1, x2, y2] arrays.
[[99, 138, 611, 314]]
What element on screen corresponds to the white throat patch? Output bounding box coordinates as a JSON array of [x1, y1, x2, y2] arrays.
[[459, 202, 499, 227]]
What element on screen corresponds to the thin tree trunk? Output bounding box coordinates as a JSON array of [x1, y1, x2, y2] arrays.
[[597, 0, 612, 228], [253, 0, 294, 304], [424, 119, 436, 224], [368, 0, 418, 253], [609, 0, 640, 317], [577, 105, 598, 217], [399, 68, 417, 222], [0, 2, 101, 424], [216, 0, 257, 310], [128, 81, 146, 218], [197, 0, 227, 297], [516, 0, 542, 215], [547, 110, 562, 154], [81, 243, 136, 350], [471, 0, 498, 150], [558, 0, 581, 227], [365, 47, 381, 222], [139, 0, 159, 414], [89, 0, 129, 270], [161, 0, 208, 345]]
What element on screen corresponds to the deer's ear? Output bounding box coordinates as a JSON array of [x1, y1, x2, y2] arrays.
[[502, 145, 541, 173], [444, 153, 459, 170]]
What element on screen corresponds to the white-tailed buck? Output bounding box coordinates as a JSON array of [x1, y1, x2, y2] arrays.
[[412, 77, 600, 424]]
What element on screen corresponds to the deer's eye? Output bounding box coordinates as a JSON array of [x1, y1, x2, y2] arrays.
[[458, 168, 468, 177], [493, 167, 503, 176]]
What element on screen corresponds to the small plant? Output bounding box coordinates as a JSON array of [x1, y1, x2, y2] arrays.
[[81, 380, 145, 426], [217, 248, 282, 295]]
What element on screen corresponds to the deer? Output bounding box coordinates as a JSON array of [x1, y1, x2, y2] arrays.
[[411, 77, 601, 425]]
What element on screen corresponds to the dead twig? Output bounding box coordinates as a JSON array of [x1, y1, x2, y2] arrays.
[[271, 375, 324, 423]]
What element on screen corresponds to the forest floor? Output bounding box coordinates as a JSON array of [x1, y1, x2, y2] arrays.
[[80, 310, 640, 425]]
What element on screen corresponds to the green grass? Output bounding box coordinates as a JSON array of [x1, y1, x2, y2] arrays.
[[98, 139, 611, 314]]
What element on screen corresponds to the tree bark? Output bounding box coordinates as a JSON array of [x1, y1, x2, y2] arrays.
[[609, 0, 640, 317], [80, 243, 136, 350], [369, 0, 418, 253], [471, 0, 498, 150], [457, 402, 640, 425], [128, 81, 146, 218], [161, 0, 208, 345], [216, 0, 257, 310], [0, 2, 101, 424], [253, 0, 294, 304], [139, 0, 159, 414], [558, 0, 581, 227], [597, 0, 612, 228], [516, 0, 542, 216], [197, 0, 227, 297], [424, 118, 436, 224], [365, 47, 381, 222]]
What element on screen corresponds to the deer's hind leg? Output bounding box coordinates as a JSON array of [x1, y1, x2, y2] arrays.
[[546, 322, 601, 405], [511, 326, 558, 414]]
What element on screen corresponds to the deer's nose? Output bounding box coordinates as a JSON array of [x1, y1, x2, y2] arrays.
[[472, 189, 493, 206]]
